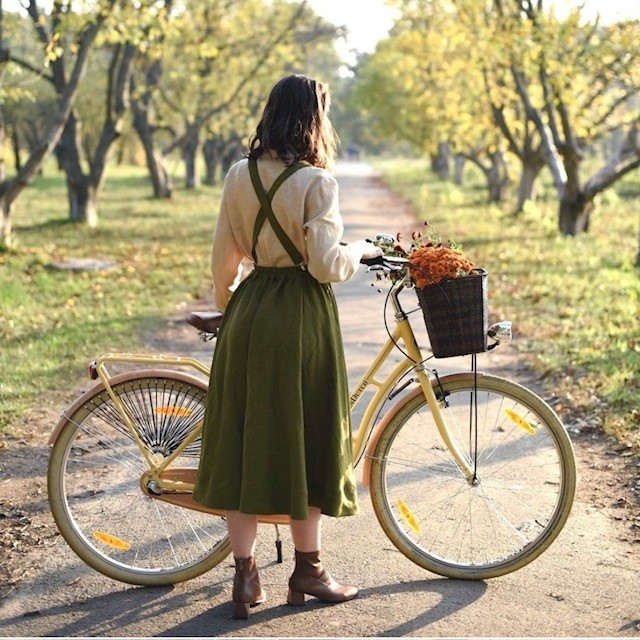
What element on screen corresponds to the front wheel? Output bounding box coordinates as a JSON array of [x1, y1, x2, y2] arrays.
[[48, 370, 231, 586], [369, 374, 576, 580]]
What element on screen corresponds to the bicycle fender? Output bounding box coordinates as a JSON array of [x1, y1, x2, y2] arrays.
[[360, 372, 480, 488], [48, 368, 208, 445], [49, 382, 109, 445]]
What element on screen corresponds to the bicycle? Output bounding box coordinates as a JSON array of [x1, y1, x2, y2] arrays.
[[47, 240, 577, 586]]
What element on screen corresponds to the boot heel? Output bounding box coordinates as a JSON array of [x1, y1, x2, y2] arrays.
[[233, 602, 250, 619], [287, 588, 305, 606]]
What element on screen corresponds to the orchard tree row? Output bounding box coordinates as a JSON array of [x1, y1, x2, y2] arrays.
[[0, 0, 343, 247], [354, 0, 640, 235]]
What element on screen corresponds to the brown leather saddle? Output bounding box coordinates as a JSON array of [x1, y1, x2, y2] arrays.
[[185, 311, 224, 336]]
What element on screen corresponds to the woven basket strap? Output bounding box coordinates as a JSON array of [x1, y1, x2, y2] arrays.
[[248, 158, 307, 265]]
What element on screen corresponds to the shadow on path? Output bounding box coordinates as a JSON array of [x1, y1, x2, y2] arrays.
[[160, 578, 488, 637], [0, 576, 486, 637]]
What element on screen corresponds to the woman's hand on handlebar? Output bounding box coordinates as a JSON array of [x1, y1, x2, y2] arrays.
[[340, 239, 384, 264], [350, 239, 383, 261]]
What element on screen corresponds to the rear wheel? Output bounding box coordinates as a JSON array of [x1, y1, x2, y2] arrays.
[[369, 374, 576, 579], [48, 370, 230, 586]]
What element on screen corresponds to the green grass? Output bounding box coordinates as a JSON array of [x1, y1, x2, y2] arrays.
[[375, 158, 640, 444], [3, 158, 640, 445], [0, 164, 220, 433]]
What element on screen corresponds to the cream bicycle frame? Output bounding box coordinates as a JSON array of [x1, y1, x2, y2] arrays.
[[91, 286, 474, 495]]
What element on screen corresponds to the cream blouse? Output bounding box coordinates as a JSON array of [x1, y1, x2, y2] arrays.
[[210, 156, 364, 311]]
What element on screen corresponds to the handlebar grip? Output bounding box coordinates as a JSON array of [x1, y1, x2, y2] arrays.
[[360, 255, 385, 266]]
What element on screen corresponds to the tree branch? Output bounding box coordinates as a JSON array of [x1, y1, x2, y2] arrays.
[[538, 61, 564, 150], [578, 77, 610, 116], [458, 150, 490, 176], [482, 66, 523, 159], [554, 91, 581, 159], [26, 0, 51, 47], [584, 125, 640, 197], [196, 0, 308, 127], [511, 62, 567, 193], [0, 50, 55, 85], [26, 0, 69, 90], [590, 89, 638, 132], [575, 15, 600, 63], [162, 0, 309, 156], [90, 41, 136, 186]]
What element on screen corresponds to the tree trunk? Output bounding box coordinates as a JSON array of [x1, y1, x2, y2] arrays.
[[183, 125, 201, 189], [430, 141, 451, 180], [487, 151, 510, 203], [131, 101, 172, 198], [145, 144, 172, 198], [202, 138, 221, 185], [488, 176, 507, 202], [0, 118, 5, 183], [56, 112, 98, 225], [0, 191, 12, 248], [58, 115, 96, 225], [56, 42, 134, 225], [130, 58, 173, 198], [557, 155, 593, 235], [66, 172, 98, 226], [221, 140, 243, 177], [453, 154, 465, 186], [559, 191, 593, 235], [148, 147, 172, 198], [91, 42, 136, 195], [515, 158, 544, 213], [11, 125, 22, 173]]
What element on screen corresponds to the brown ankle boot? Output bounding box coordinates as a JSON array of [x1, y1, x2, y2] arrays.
[[232, 556, 266, 619], [287, 550, 358, 606]]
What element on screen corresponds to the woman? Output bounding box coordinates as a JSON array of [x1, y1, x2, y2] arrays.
[[193, 74, 381, 619]]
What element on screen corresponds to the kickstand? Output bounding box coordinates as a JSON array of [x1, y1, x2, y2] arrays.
[[274, 524, 283, 563]]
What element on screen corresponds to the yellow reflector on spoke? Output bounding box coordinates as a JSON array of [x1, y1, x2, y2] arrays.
[[505, 409, 536, 434], [92, 530, 131, 550], [397, 498, 421, 532], [155, 406, 193, 416]]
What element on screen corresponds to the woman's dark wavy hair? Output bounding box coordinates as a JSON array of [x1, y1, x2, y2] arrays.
[[247, 74, 338, 169]]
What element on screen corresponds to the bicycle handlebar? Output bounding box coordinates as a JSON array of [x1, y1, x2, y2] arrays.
[[339, 240, 410, 269], [360, 254, 410, 269], [360, 255, 386, 267]]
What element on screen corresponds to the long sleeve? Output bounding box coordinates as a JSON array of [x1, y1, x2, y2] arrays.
[[210, 184, 245, 311], [304, 173, 362, 283]]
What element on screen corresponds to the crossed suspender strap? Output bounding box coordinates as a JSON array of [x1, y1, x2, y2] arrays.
[[248, 157, 308, 266]]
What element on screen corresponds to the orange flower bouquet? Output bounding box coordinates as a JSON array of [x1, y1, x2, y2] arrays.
[[409, 244, 475, 289], [392, 225, 488, 359]]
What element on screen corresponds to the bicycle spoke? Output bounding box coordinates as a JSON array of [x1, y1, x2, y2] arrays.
[[382, 454, 462, 478], [371, 377, 575, 578], [50, 375, 229, 584]]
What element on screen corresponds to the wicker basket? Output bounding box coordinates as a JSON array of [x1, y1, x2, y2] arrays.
[[415, 268, 488, 358]]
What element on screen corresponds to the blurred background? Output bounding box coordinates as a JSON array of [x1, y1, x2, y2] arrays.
[[0, 0, 639, 452]]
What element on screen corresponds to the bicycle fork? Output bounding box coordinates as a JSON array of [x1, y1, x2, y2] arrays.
[[395, 317, 475, 482]]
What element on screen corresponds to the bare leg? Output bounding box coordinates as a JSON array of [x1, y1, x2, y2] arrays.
[[287, 507, 358, 605], [227, 511, 264, 619], [290, 506, 322, 552], [226, 510, 258, 558]]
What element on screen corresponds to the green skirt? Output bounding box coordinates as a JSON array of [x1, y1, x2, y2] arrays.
[[193, 265, 358, 520]]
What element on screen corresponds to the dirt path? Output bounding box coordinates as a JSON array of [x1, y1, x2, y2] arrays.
[[1, 161, 639, 637]]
